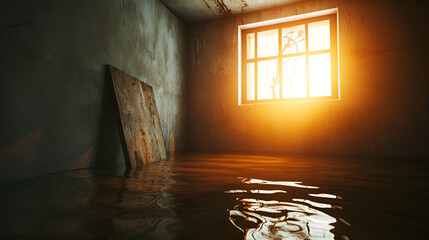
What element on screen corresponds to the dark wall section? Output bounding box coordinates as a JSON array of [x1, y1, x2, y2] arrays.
[[0, 0, 187, 182], [186, 0, 429, 158]]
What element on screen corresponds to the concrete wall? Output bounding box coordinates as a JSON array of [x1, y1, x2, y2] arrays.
[[186, 0, 429, 158], [0, 0, 187, 182]]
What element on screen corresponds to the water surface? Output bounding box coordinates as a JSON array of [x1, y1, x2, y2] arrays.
[[0, 153, 428, 239]]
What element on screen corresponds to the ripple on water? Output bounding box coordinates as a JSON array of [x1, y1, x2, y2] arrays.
[[226, 177, 349, 240]]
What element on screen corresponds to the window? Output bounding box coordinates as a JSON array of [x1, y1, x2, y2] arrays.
[[239, 11, 338, 104]]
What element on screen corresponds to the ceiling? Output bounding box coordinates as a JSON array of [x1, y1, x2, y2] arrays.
[[160, 0, 301, 23]]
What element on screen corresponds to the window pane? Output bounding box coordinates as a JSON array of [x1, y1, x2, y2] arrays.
[[257, 29, 278, 58], [308, 20, 330, 51], [282, 25, 305, 55], [309, 53, 331, 97], [247, 33, 255, 59], [247, 63, 255, 100], [257, 59, 279, 100], [283, 56, 306, 98]]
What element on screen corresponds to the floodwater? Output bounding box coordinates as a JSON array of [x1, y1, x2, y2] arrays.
[[0, 153, 428, 239]]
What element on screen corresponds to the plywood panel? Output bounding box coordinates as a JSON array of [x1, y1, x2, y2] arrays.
[[109, 65, 166, 168]]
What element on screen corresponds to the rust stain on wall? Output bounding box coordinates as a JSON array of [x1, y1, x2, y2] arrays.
[[214, 0, 231, 16], [202, 0, 213, 13], [240, 0, 249, 13]]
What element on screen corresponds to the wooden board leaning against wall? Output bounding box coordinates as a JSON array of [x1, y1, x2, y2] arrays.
[[109, 65, 167, 168]]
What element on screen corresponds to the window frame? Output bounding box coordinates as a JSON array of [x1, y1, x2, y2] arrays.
[[240, 13, 338, 104]]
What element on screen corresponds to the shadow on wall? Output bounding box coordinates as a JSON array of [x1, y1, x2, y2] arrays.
[[92, 66, 125, 169]]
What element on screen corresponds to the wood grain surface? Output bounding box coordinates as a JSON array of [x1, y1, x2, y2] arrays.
[[109, 65, 166, 168]]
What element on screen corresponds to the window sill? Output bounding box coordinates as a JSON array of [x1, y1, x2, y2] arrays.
[[238, 98, 341, 106]]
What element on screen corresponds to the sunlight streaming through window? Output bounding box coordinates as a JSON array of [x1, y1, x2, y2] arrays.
[[309, 20, 330, 51], [257, 59, 278, 100], [240, 12, 338, 104], [309, 53, 331, 97], [283, 56, 306, 98], [247, 33, 255, 59], [257, 29, 278, 58], [282, 25, 306, 54], [247, 63, 255, 100]]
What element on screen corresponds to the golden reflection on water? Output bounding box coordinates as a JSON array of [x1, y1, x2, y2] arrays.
[[169, 154, 358, 239], [226, 177, 342, 240], [240, 177, 319, 189], [1, 153, 428, 239]]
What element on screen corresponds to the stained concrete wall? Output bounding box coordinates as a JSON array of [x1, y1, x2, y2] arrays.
[[186, 0, 429, 158], [0, 0, 187, 182]]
